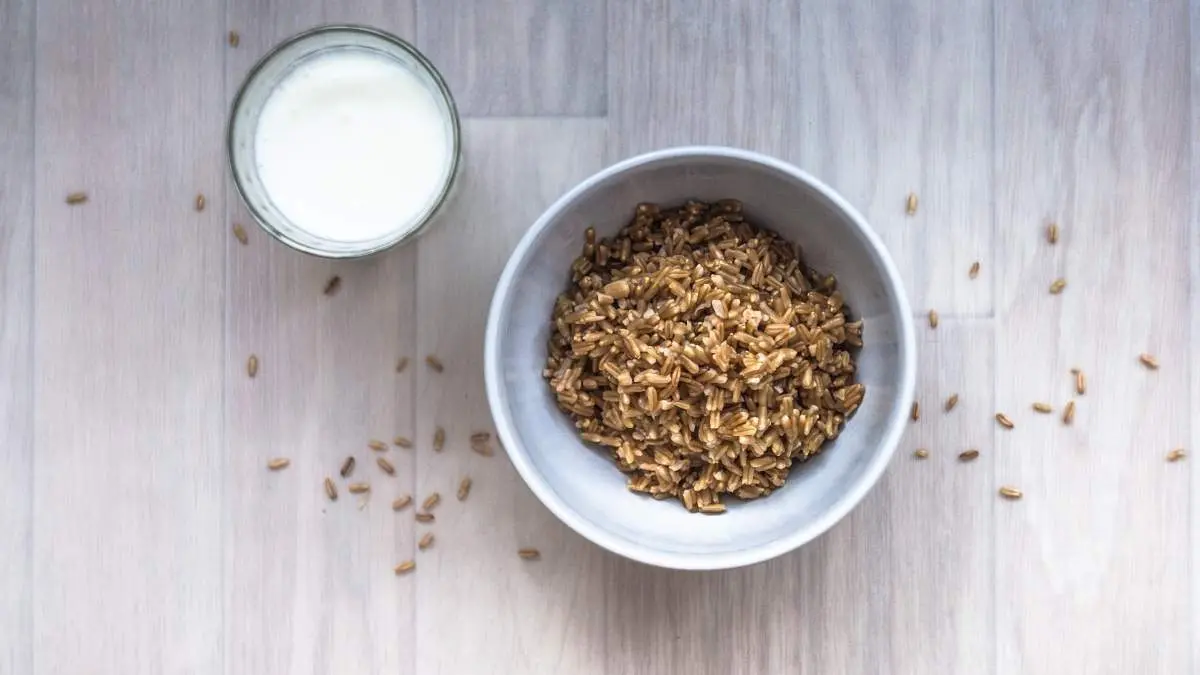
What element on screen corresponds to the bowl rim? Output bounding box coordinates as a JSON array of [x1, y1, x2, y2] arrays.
[[484, 145, 917, 570]]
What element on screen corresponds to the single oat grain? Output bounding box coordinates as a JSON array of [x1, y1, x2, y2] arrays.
[[969, 261, 980, 279], [65, 191, 88, 205], [247, 355, 259, 378], [324, 477, 337, 501], [393, 436, 412, 449], [1049, 278, 1066, 295], [339, 456, 355, 478], [323, 275, 341, 296], [232, 223, 249, 245], [944, 394, 959, 412], [348, 482, 370, 494], [928, 309, 939, 329], [913, 449, 929, 459], [368, 439, 387, 452], [995, 413, 1014, 429], [457, 477, 472, 501], [421, 493, 440, 511], [905, 193, 918, 215], [958, 449, 980, 462], [1167, 448, 1187, 462], [1062, 400, 1076, 425], [392, 494, 412, 511], [394, 560, 415, 575], [1139, 353, 1159, 370], [433, 427, 445, 452], [395, 357, 409, 373], [267, 458, 290, 470], [425, 355, 444, 373], [998, 486, 1023, 500], [1032, 402, 1053, 413], [415, 512, 434, 523], [418, 533, 434, 550], [194, 194, 206, 212], [376, 457, 396, 476], [518, 548, 541, 560]]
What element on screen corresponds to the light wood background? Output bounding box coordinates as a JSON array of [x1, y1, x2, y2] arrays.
[[0, 0, 1196, 673]]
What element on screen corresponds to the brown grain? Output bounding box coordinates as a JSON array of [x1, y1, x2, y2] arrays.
[[418, 533, 435, 550], [969, 261, 980, 279], [1062, 400, 1076, 425], [928, 309, 939, 329], [905, 192, 918, 215], [1167, 449, 1187, 462], [425, 355, 444, 373], [232, 223, 249, 245], [348, 482, 370, 494], [247, 355, 259, 378], [913, 449, 929, 459], [1032, 402, 1053, 413], [457, 477, 472, 501], [998, 486, 1023, 500], [910, 401, 920, 422], [518, 548, 541, 560], [470, 431, 491, 444], [1075, 370, 1086, 395], [267, 458, 290, 470], [324, 477, 337, 501], [944, 394, 959, 412], [376, 457, 396, 476], [1139, 353, 1160, 370], [227, 30, 240, 47], [392, 494, 412, 511], [1049, 278, 1066, 294], [395, 357, 409, 373], [415, 512, 434, 523], [958, 449, 980, 462], [393, 436, 413, 449], [1047, 222, 1059, 244], [394, 560, 416, 575], [368, 439, 387, 452], [65, 191, 88, 205], [323, 275, 341, 296], [433, 427, 445, 452], [995, 413, 1014, 429], [339, 456, 355, 478], [421, 493, 440, 511], [194, 194, 206, 211]]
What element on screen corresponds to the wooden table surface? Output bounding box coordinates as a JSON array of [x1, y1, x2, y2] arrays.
[[1, 1, 1197, 673]]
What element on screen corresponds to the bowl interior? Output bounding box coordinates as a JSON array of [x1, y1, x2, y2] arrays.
[[488, 149, 914, 568]]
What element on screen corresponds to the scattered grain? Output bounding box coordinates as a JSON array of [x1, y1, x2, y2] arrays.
[[1032, 402, 1053, 413], [376, 456, 396, 476], [433, 426, 445, 452], [944, 394, 959, 412], [913, 449, 929, 459], [247, 354, 259, 378], [1047, 222, 1059, 244], [518, 548, 541, 560], [1139, 353, 1159, 370], [232, 223, 249, 245], [421, 493, 441, 511], [928, 309, 939, 329], [323, 275, 341, 296], [339, 456, 355, 478], [969, 261, 980, 279], [905, 192, 918, 215], [395, 357, 409, 373], [393, 436, 412, 449], [958, 449, 980, 462], [227, 30, 240, 47], [418, 533, 435, 550], [267, 458, 290, 470], [1167, 448, 1187, 463], [995, 413, 1014, 429], [1075, 370, 1086, 395], [457, 477, 472, 501], [998, 486, 1023, 500], [368, 439, 387, 452], [470, 431, 491, 444], [392, 494, 412, 511], [425, 355, 444, 373], [324, 477, 337, 501], [415, 512, 434, 523], [65, 191, 89, 205], [194, 194, 206, 212], [1062, 400, 1076, 425], [348, 482, 370, 494], [910, 401, 920, 422], [394, 560, 416, 575], [1049, 278, 1066, 294]]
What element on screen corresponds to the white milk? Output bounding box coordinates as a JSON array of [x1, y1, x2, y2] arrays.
[[254, 50, 453, 243]]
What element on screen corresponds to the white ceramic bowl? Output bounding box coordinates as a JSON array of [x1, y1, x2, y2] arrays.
[[485, 146, 916, 569]]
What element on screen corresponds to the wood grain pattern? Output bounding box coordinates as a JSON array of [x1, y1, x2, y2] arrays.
[[31, 1, 226, 673], [416, 0, 606, 116], [412, 119, 609, 675], [222, 2, 418, 674], [0, 1, 34, 673], [993, 1, 1192, 672]]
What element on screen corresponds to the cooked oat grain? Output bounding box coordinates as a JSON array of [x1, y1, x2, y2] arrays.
[[457, 477, 472, 501], [1076, 370, 1086, 395], [267, 458, 290, 470], [1139, 353, 1159, 370], [368, 439, 387, 452], [1047, 223, 1059, 244], [393, 436, 412, 449], [995, 413, 1014, 429], [339, 456, 355, 478], [544, 200, 863, 512], [247, 355, 259, 378], [518, 548, 541, 560], [969, 261, 980, 279], [65, 191, 88, 205], [418, 533, 434, 550], [377, 457, 396, 476], [394, 560, 415, 575], [323, 275, 341, 296], [905, 193, 918, 215], [1062, 400, 1076, 425], [425, 355, 444, 372], [433, 427, 445, 452], [324, 477, 337, 501], [232, 223, 249, 245], [928, 310, 939, 329], [395, 357, 409, 373], [1032, 402, 1053, 413], [194, 194, 206, 211], [959, 449, 980, 462], [348, 482, 370, 494], [415, 512, 434, 523], [392, 494, 412, 511], [227, 30, 240, 47], [998, 486, 1023, 500], [422, 493, 440, 510], [1167, 449, 1187, 462], [1049, 278, 1066, 294], [944, 394, 959, 412], [470, 431, 491, 444], [913, 449, 929, 459], [911, 401, 920, 422]]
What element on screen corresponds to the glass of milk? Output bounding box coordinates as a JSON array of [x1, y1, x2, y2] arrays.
[[228, 25, 461, 257]]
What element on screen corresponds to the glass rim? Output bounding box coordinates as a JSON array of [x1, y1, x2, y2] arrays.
[[226, 24, 463, 259]]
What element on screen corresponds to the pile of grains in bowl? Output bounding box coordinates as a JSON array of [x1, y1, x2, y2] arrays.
[[543, 200, 865, 514]]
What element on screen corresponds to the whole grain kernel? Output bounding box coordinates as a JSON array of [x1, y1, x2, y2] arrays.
[[418, 533, 435, 550], [433, 427, 445, 452], [518, 548, 541, 560], [392, 494, 412, 511], [395, 357, 409, 373], [1047, 222, 1059, 244], [944, 394, 959, 412], [393, 560, 415, 575], [958, 449, 980, 462], [969, 261, 980, 279], [194, 194, 206, 211], [376, 456, 396, 476], [267, 458, 290, 470], [928, 309, 939, 329], [995, 413, 1014, 429], [393, 436, 412, 449], [324, 477, 337, 501], [227, 30, 240, 47], [348, 482, 370, 494], [910, 401, 920, 422], [65, 191, 88, 205], [232, 223, 249, 245], [998, 486, 1023, 500], [415, 512, 434, 523], [1167, 448, 1186, 462], [1032, 402, 1053, 413], [470, 431, 491, 444], [339, 456, 355, 478], [457, 477, 472, 501], [1075, 370, 1086, 395], [1139, 353, 1159, 370], [421, 493, 440, 511], [323, 275, 341, 296], [913, 449, 929, 459], [1062, 400, 1076, 425], [368, 439, 387, 452], [247, 355, 259, 378], [1049, 278, 1066, 294], [905, 192, 918, 215], [425, 355, 444, 373]]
